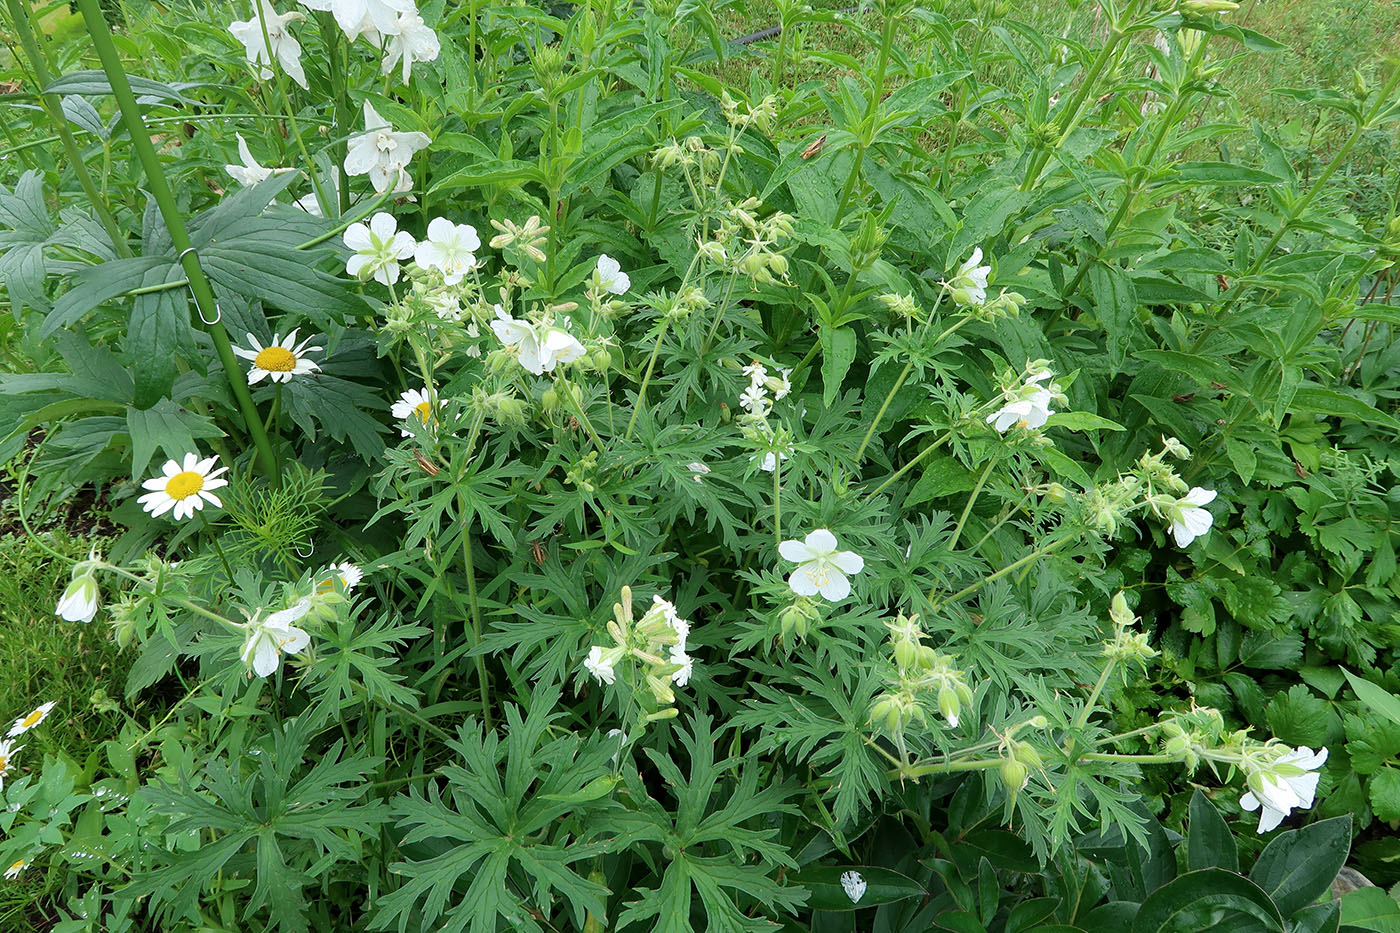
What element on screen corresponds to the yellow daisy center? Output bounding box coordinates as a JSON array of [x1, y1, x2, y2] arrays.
[[164, 471, 205, 501], [254, 346, 297, 372], [414, 401, 433, 423], [7, 859, 24, 874], [0, 754, 8, 772], [18, 709, 44, 730]]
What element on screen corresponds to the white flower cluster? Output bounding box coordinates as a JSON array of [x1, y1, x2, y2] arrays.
[[736, 360, 793, 472], [242, 561, 365, 677], [582, 587, 695, 710], [228, 0, 439, 91], [1069, 437, 1220, 548]]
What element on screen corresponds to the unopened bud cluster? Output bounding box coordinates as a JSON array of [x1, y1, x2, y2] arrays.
[[581, 586, 696, 717], [870, 614, 975, 739]]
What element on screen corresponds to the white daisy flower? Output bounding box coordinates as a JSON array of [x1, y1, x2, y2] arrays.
[[136, 453, 230, 521], [584, 646, 616, 685], [390, 387, 435, 436], [595, 254, 630, 295], [1167, 487, 1218, 547], [381, 11, 440, 84], [225, 133, 294, 186], [7, 701, 57, 738], [415, 217, 479, 285], [317, 561, 363, 593], [241, 599, 313, 678], [344, 211, 416, 286], [779, 529, 865, 602], [0, 739, 22, 792], [840, 870, 867, 904], [945, 246, 991, 306], [490, 307, 584, 375], [343, 101, 431, 195], [229, 0, 308, 89], [1241, 745, 1327, 833], [232, 329, 322, 384], [55, 575, 99, 623], [3, 859, 28, 880]]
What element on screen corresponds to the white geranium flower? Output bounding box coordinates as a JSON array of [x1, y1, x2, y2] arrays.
[[490, 307, 584, 375], [0, 739, 21, 792], [1241, 746, 1328, 833], [241, 599, 313, 678], [780, 529, 865, 602], [136, 453, 230, 521], [7, 701, 57, 738], [390, 387, 434, 436], [1166, 487, 1217, 547], [233, 329, 322, 384], [987, 368, 1055, 433], [596, 254, 630, 295], [382, 11, 440, 84], [840, 870, 867, 904], [344, 211, 417, 286], [225, 133, 294, 186], [344, 102, 431, 195], [584, 646, 616, 685], [55, 575, 99, 623], [229, 0, 308, 88], [945, 246, 991, 305], [415, 218, 479, 284], [297, 0, 412, 41]]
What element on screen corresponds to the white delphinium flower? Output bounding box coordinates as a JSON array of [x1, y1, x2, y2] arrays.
[[490, 308, 585, 375], [780, 529, 865, 602], [233, 329, 322, 384], [987, 367, 1056, 433], [1240, 746, 1328, 833], [137, 453, 230, 521], [595, 254, 630, 295], [344, 211, 416, 286], [390, 387, 434, 436], [381, 11, 440, 84], [840, 871, 867, 904], [229, 0, 309, 88], [7, 702, 57, 738], [225, 133, 294, 186], [1166, 487, 1217, 547], [242, 599, 313, 678], [55, 573, 99, 623], [584, 646, 617, 685], [944, 246, 991, 306], [415, 218, 479, 284], [0, 739, 20, 792], [297, 0, 412, 41], [344, 101, 431, 195]]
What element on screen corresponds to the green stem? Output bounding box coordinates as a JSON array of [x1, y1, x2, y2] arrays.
[[772, 457, 782, 547], [853, 307, 963, 463], [834, 5, 900, 222], [1077, 752, 1176, 765], [319, 12, 353, 217], [1072, 658, 1118, 732], [77, 0, 281, 484], [948, 456, 997, 551], [895, 757, 1004, 780], [864, 429, 954, 500], [455, 501, 492, 729], [199, 511, 235, 580], [625, 318, 670, 441], [6, 0, 131, 258], [926, 533, 1073, 611]]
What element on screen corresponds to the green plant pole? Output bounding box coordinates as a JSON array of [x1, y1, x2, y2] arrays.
[[76, 0, 281, 484], [5, 0, 132, 259]]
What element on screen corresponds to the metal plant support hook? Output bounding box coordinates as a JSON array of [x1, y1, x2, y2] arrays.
[[295, 540, 315, 559], [176, 247, 222, 325]]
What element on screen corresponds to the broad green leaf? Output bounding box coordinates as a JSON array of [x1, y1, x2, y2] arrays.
[[1089, 263, 1137, 373], [42, 69, 194, 104], [821, 326, 857, 407], [1340, 886, 1400, 932], [1341, 669, 1400, 729], [126, 399, 225, 478], [787, 865, 924, 911], [1185, 790, 1238, 873], [1249, 816, 1351, 917], [1045, 411, 1125, 432], [1132, 869, 1284, 933], [1291, 387, 1400, 432]]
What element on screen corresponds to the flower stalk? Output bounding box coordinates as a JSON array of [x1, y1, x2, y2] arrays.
[[76, 0, 281, 483]]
